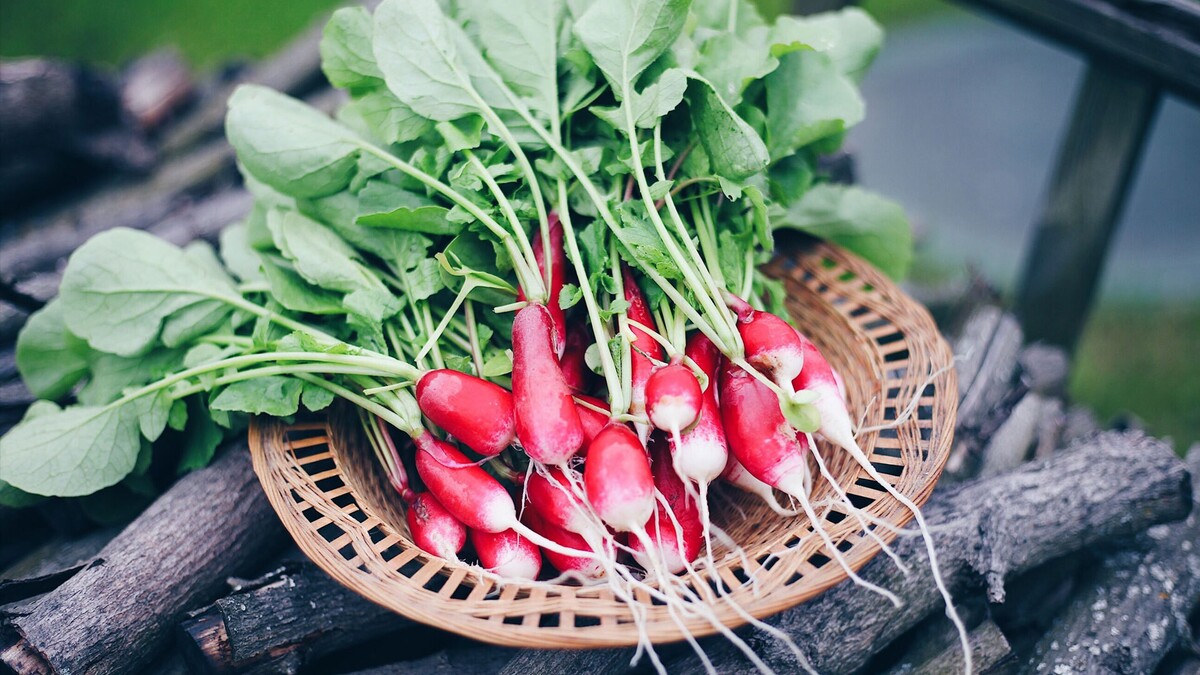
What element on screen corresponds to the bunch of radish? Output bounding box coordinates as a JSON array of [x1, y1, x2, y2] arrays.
[[3, 1, 970, 673]]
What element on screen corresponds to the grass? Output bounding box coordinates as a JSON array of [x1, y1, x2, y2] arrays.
[[1071, 303, 1200, 455], [0, 0, 343, 68]]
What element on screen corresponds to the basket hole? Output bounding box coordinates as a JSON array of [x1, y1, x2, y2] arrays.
[[877, 429, 899, 441], [883, 407, 898, 421], [708, 578, 732, 595], [873, 462, 903, 477], [380, 545, 403, 562], [450, 583, 473, 600], [918, 404, 934, 420], [861, 283, 875, 292], [919, 427, 932, 441], [349, 510, 369, 524], [876, 332, 903, 347], [848, 493, 874, 509], [863, 317, 889, 331], [855, 478, 885, 492], [575, 616, 602, 628], [923, 383, 936, 396], [849, 306, 870, 318], [731, 567, 751, 585], [424, 574, 447, 593], [397, 559, 423, 578], [291, 443, 328, 461], [502, 616, 524, 626], [368, 528, 388, 544], [301, 507, 323, 523], [303, 457, 336, 476], [809, 553, 831, 569], [836, 540, 853, 553], [760, 556, 779, 571], [317, 523, 342, 542], [315, 475, 346, 492], [825, 510, 847, 525], [883, 349, 910, 364], [538, 614, 561, 628], [787, 572, 803, 585], [332, 492, 356, 508], [784, 536, 803, 549], [837, 270, 857, 282], [820, 258, 837, 269], [337, 543, 356, 560]]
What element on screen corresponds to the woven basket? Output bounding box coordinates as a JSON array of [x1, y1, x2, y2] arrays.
[[248, 238, 957, 648]]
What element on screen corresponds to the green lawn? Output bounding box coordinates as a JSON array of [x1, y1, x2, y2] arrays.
[[0, 0, 343, 67], [1071, 303, 1200, 454]]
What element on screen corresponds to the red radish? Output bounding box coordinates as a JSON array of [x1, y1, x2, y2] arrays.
[[645, 363, 702, 435], [516, 213, 567, 356], [717, 360, 811, 499], [736, 308, 804, 390], [720, 455, 798, 517], [630, 434, 702, 573], [416, 369, 515, 456], [670, 334, 728, 485], [414, 433, 522, 532], [525, 467, 589, 534], [789, 329, 859, 455], [511, 304, 584, 465], [574, 394, 610, 447], [560, 322, 592, 393], [524, 509, 604, 578], [584, 423, 655, 532], [623, 266, 663, 435], [471, 528, 542, 580], [405, 491, 467, 561]]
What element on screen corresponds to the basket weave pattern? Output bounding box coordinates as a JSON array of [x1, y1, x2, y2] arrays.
[[249, 241, 957, 647]]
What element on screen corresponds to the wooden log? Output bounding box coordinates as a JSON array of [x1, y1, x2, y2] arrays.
[[977, 392, 1062, 478], [1025, 444, 1200, 674], [179, 560, 412, 674], [0, 445, 287, 675], [660, 430, 1191, 674], [902, 620, 1013, 675], [342, 639, 517, 675], [0, 527, 119, 608]]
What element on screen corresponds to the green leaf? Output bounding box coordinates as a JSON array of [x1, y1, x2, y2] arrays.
[[0, 479, 46, 508], [78, 348, 186, 406], [356, 181, 458, 235], [226, 85, 362, 199], [593, 67, 688, 130], [765, 49, 863, 160], [372, 0, 517, 122], [771, 8, 883, 83], [482, 349, 514, 377], [259, 256, 347, 315], [694, 28, 777, 106], [573, 0, 691, 99], [459, 0, 563, 124], [301, 382, 337, 412], [0, 401, 141, 497], [135, 390, 173, 442], [321, 6, 385, 92], [776, 184, 913, 279], [58, 228, 238, 357], [691, 0, 765, 33], [613, 202, 683, 281], [16, 299, 92, 400], [267, 209, 400, 322], [559, 283, 583, 310], [685, 73, 769, 180], [219, 222, 266, 283], [340, 89, 433, 146], [210, 376, 304, 417]]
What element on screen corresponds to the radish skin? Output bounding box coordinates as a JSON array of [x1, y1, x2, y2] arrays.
[[717, 361, 811, 499], [516, 213, 567, 356], [560, 322, 592, 393], [631, 434, 702, 574], [405, 491, 467, 561], [524, 509, 604, 578], [720, 455, 798, 517], [645, 363, 702, 436], [672, 334, 729, 485], [416, 369, 515, 456], [584, 423, 655, 532], [574, 394, 610, 448], [790, 329, 859, 455], [511, 304, 584, 465], [736, 309, 804, 391], [471, 528, 542, 580], [623, 266, 663, 438]]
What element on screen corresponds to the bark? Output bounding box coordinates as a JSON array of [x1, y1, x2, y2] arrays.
[[0, 445, 287, 674], [664, 431, 1191, 674], [1024, 445, 1200, 674], [179, 560, 411, 674], [904, 620, 1013, 675]]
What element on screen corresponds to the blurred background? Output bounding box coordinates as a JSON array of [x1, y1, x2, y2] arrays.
[[1, 0, 1196, 451]]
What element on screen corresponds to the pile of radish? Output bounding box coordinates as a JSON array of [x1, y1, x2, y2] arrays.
[[0, 0, 969, 672]]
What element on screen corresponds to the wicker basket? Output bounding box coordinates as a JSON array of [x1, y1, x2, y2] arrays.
[[248, 239, 957, 648]]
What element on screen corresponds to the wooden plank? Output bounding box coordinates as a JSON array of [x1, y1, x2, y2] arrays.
[[1014, 64, 1161, 352], [951, 0, 1200, 103]]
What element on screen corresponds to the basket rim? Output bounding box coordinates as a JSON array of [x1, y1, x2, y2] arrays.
[[248, 239, 958, 648]]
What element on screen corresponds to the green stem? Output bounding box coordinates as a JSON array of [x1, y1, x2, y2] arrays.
[[464, 300, 485, 377], [463, 150, 544, 301], [294, 373, 418, 435], [172, 363, 395, 399], [556, 181, 623, 412], [611, 237, 634, 413]]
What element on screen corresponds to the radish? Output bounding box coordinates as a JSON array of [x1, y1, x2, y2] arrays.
[[583, 423, 655, 532], [735, 308, 804, 391], [789, 329, 857, 455], [524, 508, 604, 578], [411, 432, 589, 559], [720, 455, 798, 517], [623, 265, 663, 438], [574, 394, 610, 447], [560, 319, 592, 393], [516, 213, 567, 356], [471, 528, 542, 580], [405, 491, 467, 561], [630, 434, 702, 574], [416, 369, 515, 456], [525, 466, 589, 534], [511, 304, 584, 465], [645, 363, 702, 437], [671, 334, 729, 486]]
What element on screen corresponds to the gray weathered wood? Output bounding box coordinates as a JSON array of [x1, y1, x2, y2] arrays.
[[663, 431, 1191, 674], [978, 392, 1062, 478], [1018, 344, 1070, 398], [907, 620, 1013, 675], [1025, 445, 1200, 674], [179, 560, 412, 674], [1013, 65, 1162, 351], [951, 0, 1200, 103], [0, 446, 287, 675]]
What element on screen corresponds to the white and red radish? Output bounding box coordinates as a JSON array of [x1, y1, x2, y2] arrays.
[[516, 213, 568, 356], [623, 266, 664, 439], [583, 423, 655, 533], [573, 394, 610, 448], [734, 307, 805, 392], [471, 528, 542, 580], [630, 434, 702, 574], [511, 304, 585, 465], [406, 491, 468, 561], [671, 334, 729, 486], [416, 369, 516, 456], [524, 509, 605, 578], [560, 320, 592, 394], [720, 455, 798, 517], [645, 362, 702, 437]]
